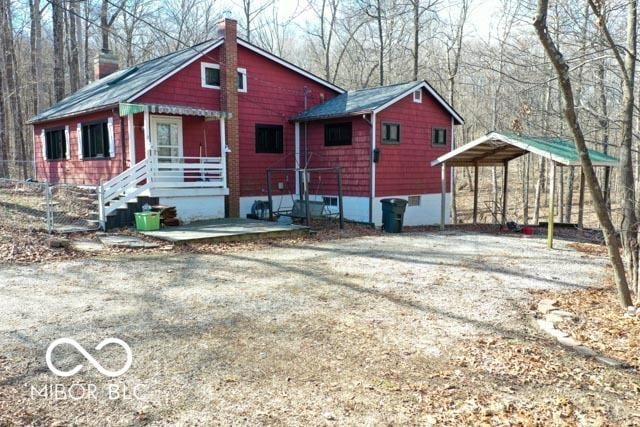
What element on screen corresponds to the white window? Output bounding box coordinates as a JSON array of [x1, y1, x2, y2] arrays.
[[201, 62, 220, 89], [413, 89, 422, 103], [237, 67, 247, 93], [201, 62, 247, 92]]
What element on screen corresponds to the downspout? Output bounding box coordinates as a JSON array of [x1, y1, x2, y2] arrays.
[[363, 112, 376, 225]]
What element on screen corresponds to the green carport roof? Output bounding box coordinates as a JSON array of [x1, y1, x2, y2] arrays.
[[432, 131, 619, 167]]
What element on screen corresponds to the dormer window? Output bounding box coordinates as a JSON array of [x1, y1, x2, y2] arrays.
[[413, 89, 422, 103]]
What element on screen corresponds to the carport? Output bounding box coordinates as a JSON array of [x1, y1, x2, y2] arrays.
[[431, 131, 619, 247]]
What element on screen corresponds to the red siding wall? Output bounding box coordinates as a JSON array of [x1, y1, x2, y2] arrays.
[[135, 50, 222, 110], [375, 89, 452, 197], [133, 44, 338, 198], [303, 118, 371, 197], [236, 46, 336, 197], [34, 110, 125, 185]]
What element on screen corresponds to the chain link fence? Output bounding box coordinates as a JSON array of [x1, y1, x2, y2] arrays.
[[0, 177, 100, 234]]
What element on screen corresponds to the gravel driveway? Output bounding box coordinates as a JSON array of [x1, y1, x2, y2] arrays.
[[1, 231, 636, 425]]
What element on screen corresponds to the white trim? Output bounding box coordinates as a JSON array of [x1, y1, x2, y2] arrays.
[[127, 114, 136, 165], [107, 117, 115, 157], [237, 39, 344, 94], [143, 109, 151, 153], [294, 122, 300, 195], [431, 134, 492, 166], [150, 115, 184, 157], [76, 123, 83, 159], [201, 62, 221, 89], [40, 129, 46, 160], [126, 39, 224, 102], [64, 125, 70, 160], [237, 67, 247, 93], [219, 118, 227, 189], [413, 89, 422, 103], [373, 81, 464, 125], [371, 112, 377, 217]]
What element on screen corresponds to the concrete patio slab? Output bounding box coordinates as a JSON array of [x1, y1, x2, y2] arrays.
[[140, 218, 309, 243]]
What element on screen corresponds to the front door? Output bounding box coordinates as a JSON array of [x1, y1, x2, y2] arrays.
[[150, 115, 183, 161], [150, 116, 183, 182]]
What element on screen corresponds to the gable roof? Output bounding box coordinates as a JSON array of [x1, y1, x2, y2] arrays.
[[28, 38, 223, 124], [294, 80, 464, 124], [28, 38, 345, 124], [431, 131, 619, 167]]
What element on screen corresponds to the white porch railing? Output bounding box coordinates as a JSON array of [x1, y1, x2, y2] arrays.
[[98, 153, 226, 226]]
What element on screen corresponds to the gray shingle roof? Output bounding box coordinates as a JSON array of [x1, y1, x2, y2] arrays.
[[28, 38, 223, 124], [294, 80, 463, 123]]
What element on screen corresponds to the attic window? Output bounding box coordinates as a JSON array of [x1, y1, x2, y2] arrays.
[[413, 90, 422, 103], [237, 68, 247, 92], [202, 62, 220, 88]]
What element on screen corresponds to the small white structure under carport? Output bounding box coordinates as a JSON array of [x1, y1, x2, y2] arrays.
[[431, 131, 619, 247]]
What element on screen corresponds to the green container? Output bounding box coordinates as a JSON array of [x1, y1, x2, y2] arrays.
[[134, 211, 160, 231]]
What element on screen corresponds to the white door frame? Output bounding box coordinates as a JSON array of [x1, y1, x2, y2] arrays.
[[150, 115, 184, 159]]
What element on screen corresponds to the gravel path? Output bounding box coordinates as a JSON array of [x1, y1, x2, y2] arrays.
[[1, 231, 634, 425]]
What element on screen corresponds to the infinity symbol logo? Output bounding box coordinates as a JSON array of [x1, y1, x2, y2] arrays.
[[45, 338, 132, 378]]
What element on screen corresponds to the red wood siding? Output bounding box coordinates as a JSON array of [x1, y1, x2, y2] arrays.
[[238, 46, 336, 196], [34, 110, 125, 185], [236, 46, 337, 197], [303, 118, 371, 197], [375, 89, 452, 197], [132, 44, 338, 197], [134, 50, 222, 110]]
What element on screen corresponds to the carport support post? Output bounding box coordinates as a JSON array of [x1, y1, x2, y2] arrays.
[[548, 161, 556, 248], [578, 167, 585, 229], [473, 163, 479, 224], [440, 163, 446, 230], [501, 161, 508, 226]]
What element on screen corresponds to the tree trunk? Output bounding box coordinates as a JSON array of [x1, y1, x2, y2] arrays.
[[29, 0, 42, 114], [0, 0, 28, 178], [52, 0, 65, 101], [67, 0, 80, 93], [534, 0, 633, 308], [376, 0, 384, 85]]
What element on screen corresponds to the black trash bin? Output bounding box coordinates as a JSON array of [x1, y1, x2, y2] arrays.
[[380, 198, 408, 233]]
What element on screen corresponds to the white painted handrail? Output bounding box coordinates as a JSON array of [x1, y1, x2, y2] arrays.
[[98, 154, 227, 227]]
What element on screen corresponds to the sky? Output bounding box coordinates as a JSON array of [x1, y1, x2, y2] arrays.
[[219, 0, 504, 41]]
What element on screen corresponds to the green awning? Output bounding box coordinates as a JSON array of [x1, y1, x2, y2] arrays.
[[118, 103, 232, 119], [432, 131, 619, 167]]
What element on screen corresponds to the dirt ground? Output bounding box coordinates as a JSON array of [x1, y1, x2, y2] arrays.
[[1, 231, 639, 425]]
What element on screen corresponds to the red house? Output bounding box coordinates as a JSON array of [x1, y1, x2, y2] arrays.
[[28, 19, 463, 229]]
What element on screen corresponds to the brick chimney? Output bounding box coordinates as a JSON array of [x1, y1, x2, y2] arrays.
[[93, 51, 119, 80], [218, 18, 240, 217]]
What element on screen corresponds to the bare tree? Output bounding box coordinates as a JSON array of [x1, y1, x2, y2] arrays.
[[588, 0, 639, 292], [0, 0, 28, 178], [52, 0, 65, 101], [534, 0, 633, 308]]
